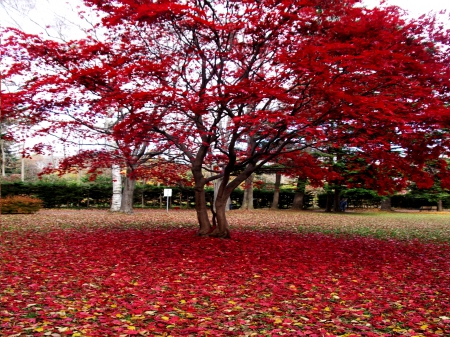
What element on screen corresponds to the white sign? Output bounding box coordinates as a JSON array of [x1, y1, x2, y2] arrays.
[[164, 189, 172, 197]]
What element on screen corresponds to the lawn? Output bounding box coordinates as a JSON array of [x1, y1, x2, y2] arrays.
[[1, 209, 449, 336]]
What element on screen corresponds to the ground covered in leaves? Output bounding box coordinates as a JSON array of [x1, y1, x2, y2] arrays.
[[1, 209, 450, 336]]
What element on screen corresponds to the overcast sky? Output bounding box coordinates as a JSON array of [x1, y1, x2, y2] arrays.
[[1, 0, 449, 37], [0, 0, 90, 39], [365, 0, 449, 16]]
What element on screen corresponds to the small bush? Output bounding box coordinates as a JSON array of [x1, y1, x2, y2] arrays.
[[1, 195, 43, 214]]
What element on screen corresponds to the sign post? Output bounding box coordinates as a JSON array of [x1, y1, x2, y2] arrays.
[[164, 189, 172, 212]]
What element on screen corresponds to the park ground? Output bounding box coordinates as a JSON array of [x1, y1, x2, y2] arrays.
[[1, 209, 449, 336]]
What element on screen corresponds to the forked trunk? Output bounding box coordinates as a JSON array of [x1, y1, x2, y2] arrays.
[[120, 173, 136, 214], [110, 164, 122, 212], [211, 167, 255, 238], [214, 178, 230, 211], [271, 172, 281, 209], [210, 193, 231, 238]]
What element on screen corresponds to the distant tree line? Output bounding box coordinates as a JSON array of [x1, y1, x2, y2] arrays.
[[317, 188, 450, 210], [0, 181, 314, 210], [3, 181, 448, 210]]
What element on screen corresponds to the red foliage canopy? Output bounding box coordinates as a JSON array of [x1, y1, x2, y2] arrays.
[[84, 0, 450, 188]]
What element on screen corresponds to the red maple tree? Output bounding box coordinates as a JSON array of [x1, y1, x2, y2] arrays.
[[2, 0, 450, 236], [1, 26, 170, 213]]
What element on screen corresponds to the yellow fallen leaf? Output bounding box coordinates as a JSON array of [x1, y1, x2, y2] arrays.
[[274, 318, 283, 324]]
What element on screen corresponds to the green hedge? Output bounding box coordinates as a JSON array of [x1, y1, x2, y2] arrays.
[[1, 181, 112, 208], [3, 182, 448, 210], [134, 186, 313, 209], [391, 195, 450, 209], [318, 188, 450, 209], [1, 182, 314, 209]]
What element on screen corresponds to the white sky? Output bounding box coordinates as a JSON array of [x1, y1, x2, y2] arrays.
[[364, 0, 449, 29], [0, 0, 91, 40], [1, 0, 448, 36], [365, 0, 449, 16]]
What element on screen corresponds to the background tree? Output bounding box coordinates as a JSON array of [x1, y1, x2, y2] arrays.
[[275, 151, 325, 210], [239, 174, 255, 211], [407, 159, 450, 211], [0, 137, 20, 177], [1, 28, 171, 212]]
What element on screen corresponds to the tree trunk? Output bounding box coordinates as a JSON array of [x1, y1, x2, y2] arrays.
[[240, 174, 254, 210], [210, 197, 231, 239], [334, 189, 341, 212], [120, 169, 136, 213], [186, 144, 213, 235], [325, 190, 333, 212], [21, 143, 25, 182], [210, 193, 231, 238], [191, 162, 212, 235], [110, 164, 122, 212], [214, 178, 230, 211], [1, 140, 5, 177], [291, 178, 307, 210], [437, 199, 443, 212], [194, 182, 212, 235], [211, 163, 258, 238], [271, 172, 281, 209], [380, 197, 392, 211]]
